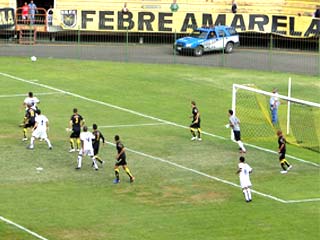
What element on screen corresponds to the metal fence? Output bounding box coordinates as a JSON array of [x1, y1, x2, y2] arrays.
[[0, 29, 319, 76]]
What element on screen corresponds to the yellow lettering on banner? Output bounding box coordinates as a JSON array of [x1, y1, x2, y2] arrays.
[[0, 8, 15, 27], [57, 10, 320, 38]]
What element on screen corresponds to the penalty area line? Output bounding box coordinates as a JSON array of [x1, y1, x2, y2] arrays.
[[0, 92, 64, 98], [107, 142, 320, 204], [0, 216, 48, 240], [106, 142, 287, 204], [99, 123, 169, 128], [0, 71, 318, 167]]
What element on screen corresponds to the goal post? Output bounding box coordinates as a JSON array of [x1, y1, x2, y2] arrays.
[[232, 83, 320, 152]]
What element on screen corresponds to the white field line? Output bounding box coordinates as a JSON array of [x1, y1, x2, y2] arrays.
[[0, 216, 48, 240], [286, 198, 320, 203], [106, 142, 287, 203], [1, 72, 317, 167], [107, 142, 320, 204], [0, 92, 63, 98], [99, 123, 168, 128]]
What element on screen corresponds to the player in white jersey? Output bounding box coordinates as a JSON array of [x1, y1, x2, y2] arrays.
[[237, 156, 253, 202], [75, 126, 99, 171], [23, 92, 40, 110], [227, 109, 246, 153], [27, 109, 52, 150]]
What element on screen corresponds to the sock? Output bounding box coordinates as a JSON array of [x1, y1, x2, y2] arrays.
[[77, 154, 82, 168], [243, 189, 249, 201], [76, 138, 80, 149], [70, 139, 75, 149], [247, 188, 252, 200], [23, 128, 27, 138], [30, 136, 35, 148], [94, 155, 103, 164], [115, 168, 120, 180], [124, 167, 133, 178], [284, 159, 290, 167], [190, 128, 196, 137], [280, 162, 287, 170], [44, 138, 52, 148], [197, 128, 201, 138], [237, 141, 246, 152], [91, 157, 98, 169]]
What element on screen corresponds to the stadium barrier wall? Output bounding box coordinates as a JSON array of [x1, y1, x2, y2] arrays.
[[0, 27, 319, 76]]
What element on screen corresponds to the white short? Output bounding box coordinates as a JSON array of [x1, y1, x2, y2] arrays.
[[32, 129, 48, 139], [79, 148, 94, 157], [239, 176, 252, 189]]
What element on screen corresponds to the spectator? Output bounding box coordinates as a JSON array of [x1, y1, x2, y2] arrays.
[[47, 6, 53, 26], [28, 0, 37, 24], [122, 2, 129, 13], [269, 88, 280, 125], [170, 0, 179, 12], [22, 2, 29, 24], [231, 0, 238, 14], [314, 6, 320, 18]]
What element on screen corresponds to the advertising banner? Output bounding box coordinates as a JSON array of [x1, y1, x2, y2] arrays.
[[58, 10, 320, 37]]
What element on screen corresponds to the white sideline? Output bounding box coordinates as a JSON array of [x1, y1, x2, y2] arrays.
[[0, 92, 63, 98], [99, 123, 168, 128], [0, 71, 317, 167], [0, 216, 48, 240]]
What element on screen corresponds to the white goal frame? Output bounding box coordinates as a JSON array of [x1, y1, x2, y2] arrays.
[[232, 83, 320, 137]]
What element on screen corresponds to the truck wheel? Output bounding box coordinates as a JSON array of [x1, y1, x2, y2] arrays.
[[225, 42, 234, 54], [194, 46, 203, 56]]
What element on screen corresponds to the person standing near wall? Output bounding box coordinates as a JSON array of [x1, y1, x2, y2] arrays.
[[28, 0, 37, 24], [22, 2, 29, 24]]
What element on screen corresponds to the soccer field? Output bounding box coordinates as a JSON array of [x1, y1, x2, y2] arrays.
[[0, 57, 319, 240]]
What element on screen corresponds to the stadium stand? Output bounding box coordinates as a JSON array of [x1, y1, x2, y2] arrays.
[[53, 0, 319, 16], [0, 0, 318, 16]]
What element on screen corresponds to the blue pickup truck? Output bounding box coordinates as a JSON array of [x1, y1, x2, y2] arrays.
[[173, 26, 240, 56]]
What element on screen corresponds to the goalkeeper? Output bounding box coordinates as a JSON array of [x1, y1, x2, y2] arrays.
[[227, 109, 246, 153]]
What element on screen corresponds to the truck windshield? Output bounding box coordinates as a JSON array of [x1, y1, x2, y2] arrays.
[[190, 30, 207, 39]]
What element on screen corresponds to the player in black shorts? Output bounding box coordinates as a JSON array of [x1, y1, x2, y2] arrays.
[[22, 104, 36, 141], [113, 135, 135, 184], [92, 123, 105, 166], [68, 108, 85, 152], [277, 130, 292, 174], [190, 101, 202, 141]]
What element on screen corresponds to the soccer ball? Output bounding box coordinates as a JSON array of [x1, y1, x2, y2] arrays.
[[31, 56, 37, 62]]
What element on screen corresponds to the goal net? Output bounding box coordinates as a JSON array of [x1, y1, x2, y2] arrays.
[[232, 84, 320, 152]]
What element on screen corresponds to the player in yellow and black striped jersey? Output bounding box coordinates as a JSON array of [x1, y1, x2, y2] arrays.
[[113, 135, 134, 184], [22, 104, 36, 141], [190, 101, 202, 141], [92, 124, 105, 166], [277, 130, 292, 174], [68, 108, 85, 152]]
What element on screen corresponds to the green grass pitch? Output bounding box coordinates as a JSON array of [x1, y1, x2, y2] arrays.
[[0, 57, 319, 240]]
